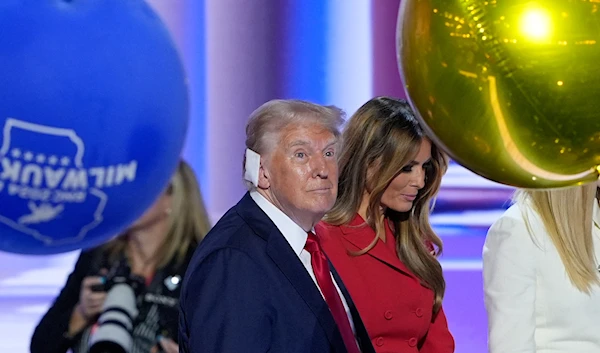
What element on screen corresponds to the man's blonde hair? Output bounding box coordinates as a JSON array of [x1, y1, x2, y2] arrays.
[[243, 99, 344, 190]]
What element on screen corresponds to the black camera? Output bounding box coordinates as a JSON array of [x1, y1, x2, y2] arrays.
[[88, 258, 146, 353]]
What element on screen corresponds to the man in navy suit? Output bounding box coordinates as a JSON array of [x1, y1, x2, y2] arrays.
[[179, 99, 375, 353]]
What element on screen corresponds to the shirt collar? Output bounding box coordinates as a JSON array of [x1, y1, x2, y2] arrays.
[[250, 190, 308, 256]]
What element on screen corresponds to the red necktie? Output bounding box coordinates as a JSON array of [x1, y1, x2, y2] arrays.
[[305, 232, 361, 353]]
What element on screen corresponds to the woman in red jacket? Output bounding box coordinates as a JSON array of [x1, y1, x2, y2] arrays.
[[317, 97, 454, 353]]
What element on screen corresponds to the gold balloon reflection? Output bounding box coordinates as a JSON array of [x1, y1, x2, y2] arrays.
[[488, 75, 594, 182], [520, 7, 552, 41], [397, 0, 600, 188]]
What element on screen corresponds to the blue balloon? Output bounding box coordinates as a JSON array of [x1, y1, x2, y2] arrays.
[[0, 0, 188, 254]]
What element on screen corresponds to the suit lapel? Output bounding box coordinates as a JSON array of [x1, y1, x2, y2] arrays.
[[330, 262, 376, 353], [340, 215, 417, 280], [236, 193, 346, 352], [266, 235, 346, 351]]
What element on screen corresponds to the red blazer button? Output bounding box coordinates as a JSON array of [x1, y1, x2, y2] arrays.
[[415, 307, 424, 317], [376, 337, 384, 347], [408, 337, 418, 347], [384, 310, 393, 320]]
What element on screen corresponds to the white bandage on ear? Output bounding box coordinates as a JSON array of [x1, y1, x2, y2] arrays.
[[244, 148, 261, 188]]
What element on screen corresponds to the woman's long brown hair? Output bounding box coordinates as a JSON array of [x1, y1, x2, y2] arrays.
[[324, 97, 448, 313]]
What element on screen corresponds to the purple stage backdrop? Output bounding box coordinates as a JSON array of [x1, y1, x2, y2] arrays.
[[0, 1, 515, 352]]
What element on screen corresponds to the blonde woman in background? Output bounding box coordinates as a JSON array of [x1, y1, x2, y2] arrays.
[[31, 160, 211, 353], [483, 181, 600, 352]]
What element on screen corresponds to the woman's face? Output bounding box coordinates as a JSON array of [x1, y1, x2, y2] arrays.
[[130, 189, 172, 230], [380, 139, 432, 213]]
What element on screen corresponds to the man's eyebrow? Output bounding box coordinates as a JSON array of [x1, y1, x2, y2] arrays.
[[324, 139, 338, 148], [286, 137, 339, 150], [287, 140, 310, 148]]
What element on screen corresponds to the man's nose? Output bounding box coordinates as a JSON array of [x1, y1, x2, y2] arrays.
[[311, 155, 329, 178]]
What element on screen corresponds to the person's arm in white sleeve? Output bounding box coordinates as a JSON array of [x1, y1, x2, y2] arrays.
[[483, 208, 538, 353]]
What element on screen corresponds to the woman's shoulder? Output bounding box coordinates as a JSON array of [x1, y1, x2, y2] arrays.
[[491, 201, 543, 228], [486, 202, 545, 249], [317, 214, 366, 231], [316, 216, 368, 240], [78, 245, 109, 265], [498, 202, 527, 219], [316, 220, 339, 231], [315, 220, 343, 241]]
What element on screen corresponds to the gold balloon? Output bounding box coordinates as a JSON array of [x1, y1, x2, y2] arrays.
[[397, 0, 600, 188]]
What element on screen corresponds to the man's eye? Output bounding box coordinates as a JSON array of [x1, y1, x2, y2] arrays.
[[324, 151, 334, 157], [295, 152, 305, 158]]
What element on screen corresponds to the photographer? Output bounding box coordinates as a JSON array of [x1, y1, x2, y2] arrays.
[[30, 161, 211, 353]]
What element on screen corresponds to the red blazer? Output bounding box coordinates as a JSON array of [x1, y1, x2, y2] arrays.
[[316, 215, 455, 353]]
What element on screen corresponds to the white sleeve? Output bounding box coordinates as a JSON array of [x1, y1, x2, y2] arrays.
[[483, 209, 537, 353]]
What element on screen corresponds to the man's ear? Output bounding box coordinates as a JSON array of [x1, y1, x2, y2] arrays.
[[257, 162, 270, 189]]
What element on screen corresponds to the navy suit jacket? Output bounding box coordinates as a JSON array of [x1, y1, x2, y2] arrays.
[[179, 192, 375, 353]]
